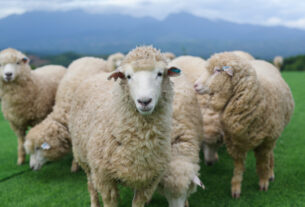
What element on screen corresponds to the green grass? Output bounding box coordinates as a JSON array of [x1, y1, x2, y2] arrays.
[[0, 72, 304, 207]]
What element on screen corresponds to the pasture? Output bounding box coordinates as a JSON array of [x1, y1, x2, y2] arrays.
[[0, 71, 304, 207]]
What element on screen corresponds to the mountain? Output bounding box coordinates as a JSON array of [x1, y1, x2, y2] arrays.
[[0, 10, 305, 58]]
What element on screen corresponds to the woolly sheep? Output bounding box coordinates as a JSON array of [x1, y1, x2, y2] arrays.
[[0, 48, 66, 165], [68, 46, 197, 207], [171, 52, 254, 165], [105, 52, 125, 72], [273, 56, 284, 70], [24, 57, 107, 171], [194, 52, 294, 198], [159, 64, 204, 207], [169, 56, 223, 165]]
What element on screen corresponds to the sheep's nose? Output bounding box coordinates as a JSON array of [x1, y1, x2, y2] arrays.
[[137, 98, 152, 106], [5, 72, 12, 77], [194, 83, 198, 88]]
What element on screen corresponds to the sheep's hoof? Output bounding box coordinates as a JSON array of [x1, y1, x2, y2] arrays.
[[231, 192, 240, 199], [70, 163, 80, 173], [269, 176, 275, 182], [17, 158, 25, 165], [205, 161, 214, 166], [259, 180, 269, 191], [184, 200, 189, 207]]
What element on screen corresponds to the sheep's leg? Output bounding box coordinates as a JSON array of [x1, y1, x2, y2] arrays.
[[70, 159, 80, 173], [87, 177, 100, 207], [11, 125, 26, 165], [231, 155, 246, 199], [269, 151, 275, 182], [99, 180, 118, 207], [132, 177, 161, 207], [254, 143, 274, 191]]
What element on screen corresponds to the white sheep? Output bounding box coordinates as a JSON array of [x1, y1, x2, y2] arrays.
[[0, 48, 66, 165], [24, 57, 107, 171], [69, 46, 193, 207], [159, 64, 204, 207], [194, 52, 294, 198], [169, 56, 223, 165], [105, 52, 125, 72]]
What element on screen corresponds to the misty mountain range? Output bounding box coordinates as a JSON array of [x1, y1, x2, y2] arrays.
[[1, 10, 305, 58]]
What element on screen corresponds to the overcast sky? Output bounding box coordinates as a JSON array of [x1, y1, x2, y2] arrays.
[[1, 0, 305, 30]]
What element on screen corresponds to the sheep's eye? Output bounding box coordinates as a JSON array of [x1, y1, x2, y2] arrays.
[[35, 147, 40, 151], [127, 75, 131, 79], [16, 61, 20, 65], [157, 72, 163, 77]]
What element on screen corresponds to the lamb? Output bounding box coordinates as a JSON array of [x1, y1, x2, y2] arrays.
[[273, 56, 284, 70], [105, 52, 125, 72], [0, 48, 66, 165], [194, 52, 294, 198], [24, 57, 107, 171], [69, 46, 202, 207]]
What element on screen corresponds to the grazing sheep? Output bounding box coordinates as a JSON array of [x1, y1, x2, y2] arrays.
[[106, 52, 125, 72], [273, 56, 284, 70], [163, 52, 176, 62], [194, 52, 294, 198], [0, 48, 66, 165], [159, 64, 204, 207], [24, 57, 107, 171], [170, 56, 223, 165], [69, 46, 183, 207]]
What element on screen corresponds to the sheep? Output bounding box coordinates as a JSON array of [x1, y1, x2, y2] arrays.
[[171, 51, 254, 165], [159, 62, 204, 207], [273, 56, 284, 70], [194, 52, 294, 198], [68, 46, 200, 207], [169, 56, 223, 165], [105, 52, 125, 72], [24, 57, 107, 171], [0, 48, 66, 165], [163, 52, 176, 62]]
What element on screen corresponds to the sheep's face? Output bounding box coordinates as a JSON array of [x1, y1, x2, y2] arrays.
[[194, 68, 211, 94], [196, 66, 233, 95], [108, 63, 180, 115], [0, 57, 29, 82], [25, 138, 70, 170], [24, 139, 50, 170], [203, 144, 219, 166], [24, 122, 71, 170]]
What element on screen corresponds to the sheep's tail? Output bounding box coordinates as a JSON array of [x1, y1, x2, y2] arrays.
[[193, 175, 205, 190]]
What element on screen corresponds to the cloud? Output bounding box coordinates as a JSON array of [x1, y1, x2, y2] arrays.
[[0, 0, 305, 30]]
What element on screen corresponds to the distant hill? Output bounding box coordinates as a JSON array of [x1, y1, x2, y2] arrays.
[[1, 10, 305, 58]]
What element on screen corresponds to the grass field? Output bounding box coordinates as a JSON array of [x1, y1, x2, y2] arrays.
[[0, 72, 304, 207]]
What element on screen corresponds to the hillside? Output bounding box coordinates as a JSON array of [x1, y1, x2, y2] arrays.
[[1, 11, 305, 58]]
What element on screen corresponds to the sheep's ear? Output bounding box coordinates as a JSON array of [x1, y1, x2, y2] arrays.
[[22, 57, 29, 64], [108, 70, 125, 81], [41, 142, 51, 150], [167, 67, 181, 77], [223, 66, 233, 77]]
